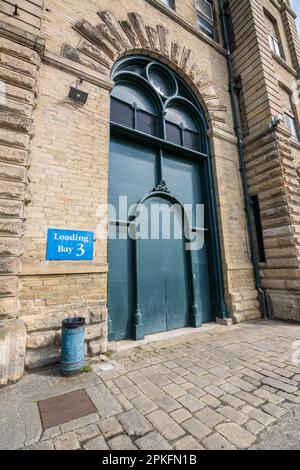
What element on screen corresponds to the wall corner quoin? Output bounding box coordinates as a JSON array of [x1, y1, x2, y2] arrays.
[[0, 19, 44, 384]]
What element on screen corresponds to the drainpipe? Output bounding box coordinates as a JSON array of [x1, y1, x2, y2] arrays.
[[218, 0, 268, 319]]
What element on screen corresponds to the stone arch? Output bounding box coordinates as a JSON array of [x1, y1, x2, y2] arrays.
[[61, 11, 227, 126]]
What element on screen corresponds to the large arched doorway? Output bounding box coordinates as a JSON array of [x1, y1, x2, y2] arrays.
[[108, 56, 226, 341]]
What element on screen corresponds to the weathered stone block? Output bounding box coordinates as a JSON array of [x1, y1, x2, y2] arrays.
[[74, 20, 117, 60], [0, 53, 37, 77], [0, 199, 23, 217], [0, 128, 30, 149], [26, 331, 56, 350], [2, 83, 34, 105], [23, 312, 89, 332], [0, 146, 28, 165], [0, 296, 17, 319], [0, 180, 25, 199], [0, 319, 26, 384], [0, 276, 18, 297], [0, 113, 31, 133], [0, 238, 22, 256], [87, 339, 101, 356], [267, 290, 300, 322], [0, 65, 35, 90], [0, 323, 10, 385], [25, 347, 60, 369], [0, 163, 26, 183], [0, 218, 23, 236], [86, 324, 102, 340], [7, 319, 26, 381], [89, 305, 106, 323], [0, 257, 21, 275], [0, 37, 40, 65]]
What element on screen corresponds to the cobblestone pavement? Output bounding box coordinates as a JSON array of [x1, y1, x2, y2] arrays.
[[1, 320, 300, 450]]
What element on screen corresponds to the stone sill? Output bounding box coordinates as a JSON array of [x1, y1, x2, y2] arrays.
[[21, 262, 108, 276], [145, 0, 226, 58], [271, 51, 297, 77]]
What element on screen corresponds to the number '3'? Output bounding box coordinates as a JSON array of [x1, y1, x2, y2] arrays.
[[76, 243, 85, 257]]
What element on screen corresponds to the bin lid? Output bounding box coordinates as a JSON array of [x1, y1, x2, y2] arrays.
[[62, 317, 86, 329]]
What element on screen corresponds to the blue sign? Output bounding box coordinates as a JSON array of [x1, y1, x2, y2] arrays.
[[46, 229, 94, 261]]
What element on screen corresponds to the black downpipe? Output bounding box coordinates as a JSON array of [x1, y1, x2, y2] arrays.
[[218, 0, 268, 319]]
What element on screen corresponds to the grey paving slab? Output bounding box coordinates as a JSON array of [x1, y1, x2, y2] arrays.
[[86, 384, 123, 418], [136, 431, 172, 450], [118, 409, 153, 438]]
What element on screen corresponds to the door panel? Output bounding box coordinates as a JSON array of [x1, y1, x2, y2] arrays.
[[163, 153, 212, 323], [139, 198, 189, 335], [108, 224, 134, 341], [164, 205, 190, 331], [109, 136, 157, 210], [108, 137, 157, 341], [108, 135, 213, 341]]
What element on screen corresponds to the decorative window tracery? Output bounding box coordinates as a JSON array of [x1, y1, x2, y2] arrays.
[[110, 58, 206, 153]]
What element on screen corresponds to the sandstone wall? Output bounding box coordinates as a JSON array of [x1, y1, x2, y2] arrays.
[[6, 0, 300, 381]]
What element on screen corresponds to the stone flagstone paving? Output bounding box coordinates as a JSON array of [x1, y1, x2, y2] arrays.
[[0, 320, 300, 450]]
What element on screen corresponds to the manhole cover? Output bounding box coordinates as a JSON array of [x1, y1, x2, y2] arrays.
[[38, 389, 97, 429]]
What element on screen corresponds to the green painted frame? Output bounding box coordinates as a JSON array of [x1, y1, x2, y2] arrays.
[[108, 56, 228, 341]]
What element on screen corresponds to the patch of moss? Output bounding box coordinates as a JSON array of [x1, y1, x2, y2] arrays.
[[104, 350, 113, 358], [82, 365, 93, 373]]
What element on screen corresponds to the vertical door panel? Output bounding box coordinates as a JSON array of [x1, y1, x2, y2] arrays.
[[139, 198, 189, 334], [163, 204, 190, 331], [108, 137, 157, 341], [109, 137, 157, 210], [108, 225, 134, 340], [163, 153, 213, 323]]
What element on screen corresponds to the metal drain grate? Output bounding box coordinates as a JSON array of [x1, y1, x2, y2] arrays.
[[38, 389, 97, 430]]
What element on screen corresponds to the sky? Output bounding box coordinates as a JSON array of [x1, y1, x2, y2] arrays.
[[291, 0, 300, 33]]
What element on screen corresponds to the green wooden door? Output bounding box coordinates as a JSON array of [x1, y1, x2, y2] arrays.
[[108, 136, 213, 341]]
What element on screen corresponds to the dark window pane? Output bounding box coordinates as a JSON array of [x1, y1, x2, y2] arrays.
[[197, 15, 215, 40], [166, 121, 181, 146], [184, 129, 200, 151], [110, 98, 134, 128], [136, 110, 157, 136]]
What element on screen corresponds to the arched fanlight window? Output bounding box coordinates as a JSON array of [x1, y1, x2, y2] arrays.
[[165, 101, 203, 151], [111, 78, 160, 136], [110, 58, 206, 152]]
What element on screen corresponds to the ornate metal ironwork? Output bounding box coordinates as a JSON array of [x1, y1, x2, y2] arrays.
[[153, 180, 170, 193]]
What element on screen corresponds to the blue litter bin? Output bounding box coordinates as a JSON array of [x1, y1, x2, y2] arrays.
[[61, 317, 86, 377]]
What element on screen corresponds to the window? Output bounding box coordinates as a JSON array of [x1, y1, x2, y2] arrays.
[[110, 58, 206, 153], [285, 114, 298, 140], [280, 86, 299, 140], [165, 105, 202, 151], [161, 0, 174, 8], [196, 0, 215, 40], [251, 196, 266, 264], [265, 13, 282, 57], [111, 80, 158, 137]]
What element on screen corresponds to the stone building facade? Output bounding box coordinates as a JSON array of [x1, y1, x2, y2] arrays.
[[0, 0, 299, 385]]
